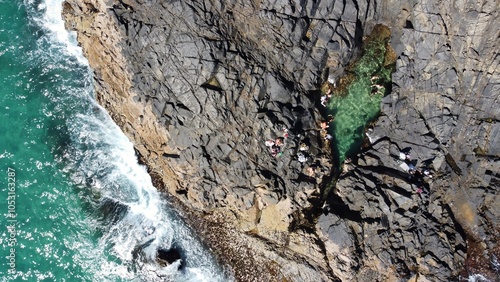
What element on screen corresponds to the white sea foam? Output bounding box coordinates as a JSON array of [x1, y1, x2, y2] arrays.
[[26, 0, 88, 65], [63, 104, 227, 281]]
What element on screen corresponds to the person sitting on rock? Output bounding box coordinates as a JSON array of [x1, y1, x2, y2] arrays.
[[400, 150, 412, 161], [320, 121, 329, 130], [306, 166, 315, 177], [400, 147, 412, 158], [299, 142, 309, 151], [297, 152, 307, 163], [371, 84, 385, 96], [320, 116, 335, 130], [328, 76, 336, 87], [408, 163, 416, 173], [320, 95, 329, 107], [265, 139, 282, 157], [306, 162, 322, 177], [265, 140, 275, 147], [399, 151, 406, 160], [275, 137, 284, 147], [270, 146, 281, 157], [282, 127, 289, 138]]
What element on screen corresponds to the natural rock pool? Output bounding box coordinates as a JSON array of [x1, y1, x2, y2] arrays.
[[324, 24, 396, 166]]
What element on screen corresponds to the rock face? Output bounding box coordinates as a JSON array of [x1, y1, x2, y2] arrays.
[[319, 0, 500, 281], [62, 0, 499, 281]]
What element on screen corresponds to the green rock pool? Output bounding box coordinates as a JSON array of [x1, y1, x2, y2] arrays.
[[326, 24, 396, 166]]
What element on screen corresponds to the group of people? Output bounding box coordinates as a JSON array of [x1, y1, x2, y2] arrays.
[[319, 116, 334, 141], [264, 127, 289, 158], [320, 76, 336, 107], [399, 148, 433, 194], [265, 137, 285, 158], [263, 113, 335, 161], [320, 89, 333, 107], [370, 75, 385, 96], [264, 134, 312, 164]]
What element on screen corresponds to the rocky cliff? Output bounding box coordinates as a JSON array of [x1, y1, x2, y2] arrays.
[[322, 1, 500, 280], [62, 0, 499, 281]]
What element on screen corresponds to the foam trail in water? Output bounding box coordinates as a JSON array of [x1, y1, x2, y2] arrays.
[[24, 0, 229, 281], [27, 0, 88, 65]]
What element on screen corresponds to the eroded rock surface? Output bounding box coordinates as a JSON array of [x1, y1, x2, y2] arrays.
[[319, 0, 499, 281], [63, 0, 499, 281]]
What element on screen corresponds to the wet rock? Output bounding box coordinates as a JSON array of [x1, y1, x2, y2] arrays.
[[156, 247, 183, 269], [98, 197, 130, 225]]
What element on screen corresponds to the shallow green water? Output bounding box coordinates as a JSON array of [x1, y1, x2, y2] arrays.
[[327, 29, 393, 165], [0, 1, 226, 281]]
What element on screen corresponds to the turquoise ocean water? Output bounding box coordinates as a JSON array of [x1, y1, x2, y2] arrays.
[[0, 1, 226, 281]]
